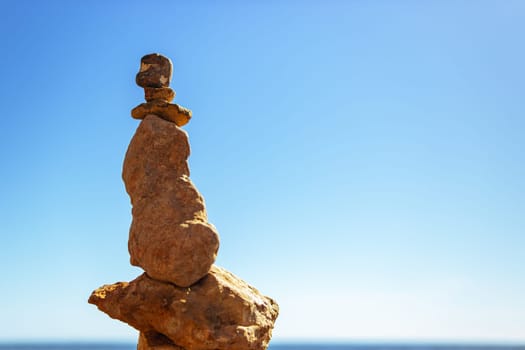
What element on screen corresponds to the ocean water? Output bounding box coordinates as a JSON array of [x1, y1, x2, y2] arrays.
[[1, 344, 524, 350]]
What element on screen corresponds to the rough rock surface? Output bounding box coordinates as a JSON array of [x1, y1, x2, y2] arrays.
[[89, 265, 279, 350], [145, 87, 175, 102], [136, 53, 173, 88], [132, 101, 191, 126], [123, 115, 219, 287], [138, 332, 186, 350]]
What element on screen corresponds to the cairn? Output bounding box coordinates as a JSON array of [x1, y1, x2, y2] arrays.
[[89, 53, 279, 350]]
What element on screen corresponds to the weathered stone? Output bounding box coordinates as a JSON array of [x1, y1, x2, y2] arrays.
[[89, 266, 279, 350], [129, 219, 219, 287], [136, 53, 172, 88], [122, 115, 191, 198], [131, 101, 191, 127], [138, 332, 186, 350], [123, 115, 219, 287], [145, 87, 175, 102]]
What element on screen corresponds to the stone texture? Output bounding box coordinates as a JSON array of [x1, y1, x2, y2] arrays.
[[129, 219, 219, 287], [89, 265, 279, 350], [136, 53, 173, 88], [123, 115, 219, 287], [138, 332, 186, 350], [145, 87, 175, 102], [131, 101, 191, 127]]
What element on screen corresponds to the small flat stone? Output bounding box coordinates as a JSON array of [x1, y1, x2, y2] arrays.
[[131, 101, 191, 126], [136, 53, 173, 88], [145, 87, 175, 102]]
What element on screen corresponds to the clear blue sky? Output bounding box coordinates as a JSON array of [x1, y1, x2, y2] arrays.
[[1, 0, 524, 344]]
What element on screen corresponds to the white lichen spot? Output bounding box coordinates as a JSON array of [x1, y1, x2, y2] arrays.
[[140, 62, 153, 72]]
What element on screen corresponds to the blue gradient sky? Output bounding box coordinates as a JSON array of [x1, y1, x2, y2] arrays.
[[1, 0, 524, 343]]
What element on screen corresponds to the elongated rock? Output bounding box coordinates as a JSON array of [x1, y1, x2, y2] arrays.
[[123, 114, 219, 287], [89, 266, 279, 350]]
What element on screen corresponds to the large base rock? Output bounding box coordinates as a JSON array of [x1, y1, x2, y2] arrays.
[[89, 266, 279, 350]]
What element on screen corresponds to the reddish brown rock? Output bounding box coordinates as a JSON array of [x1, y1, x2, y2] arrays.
[[131, 101, 191, 127], [145, 87, 175, 102], [123, 115, 219, 287], [122, 115, 191, 197], [89, 266, 279, 350], [136, 53, 173, 88], [129, 219, 219, 287]]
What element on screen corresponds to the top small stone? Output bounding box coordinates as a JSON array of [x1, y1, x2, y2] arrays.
[[136, 53, 172, 88]]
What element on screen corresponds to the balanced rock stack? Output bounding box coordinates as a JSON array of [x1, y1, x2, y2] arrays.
[[88, 53, 279, 350]]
